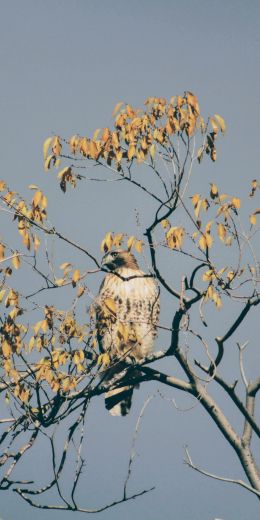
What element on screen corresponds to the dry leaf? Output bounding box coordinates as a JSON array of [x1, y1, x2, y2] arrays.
[[72, 269, 80, 284], [232, 197, 241, 209], [12, 255, 21, 270], [43, 137, 53, 160], [112, 101, 124, 117], [214, 114, 226, 134]]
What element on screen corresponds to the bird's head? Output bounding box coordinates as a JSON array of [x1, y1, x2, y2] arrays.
[[101, 250, 139, 271]]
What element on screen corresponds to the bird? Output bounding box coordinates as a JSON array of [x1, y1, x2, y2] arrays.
[[94, 250, 160, 416]]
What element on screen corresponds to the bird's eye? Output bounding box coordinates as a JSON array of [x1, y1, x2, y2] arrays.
[[111, 252, 118, 257]]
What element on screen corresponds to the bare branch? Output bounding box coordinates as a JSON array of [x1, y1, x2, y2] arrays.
[[237, 341, 249, 388], [124, 395, 156, 498], [184, 447, 260, 498]]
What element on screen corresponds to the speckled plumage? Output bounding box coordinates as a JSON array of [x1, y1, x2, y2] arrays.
[[95, 251, 160, 415]]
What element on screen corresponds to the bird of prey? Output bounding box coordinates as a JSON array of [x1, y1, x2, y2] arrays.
[[94, 250, 160, 416]]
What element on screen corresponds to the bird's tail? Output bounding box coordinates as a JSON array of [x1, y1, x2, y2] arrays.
[[105, 386, 134, 416]]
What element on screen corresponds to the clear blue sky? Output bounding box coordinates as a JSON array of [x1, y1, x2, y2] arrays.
[[0, 1, 260, 519]]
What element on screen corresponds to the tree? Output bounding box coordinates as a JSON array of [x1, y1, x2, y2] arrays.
[[0, 92, 259, 512]]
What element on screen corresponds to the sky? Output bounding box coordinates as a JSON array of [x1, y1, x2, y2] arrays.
[[0, 1, 260, 519]]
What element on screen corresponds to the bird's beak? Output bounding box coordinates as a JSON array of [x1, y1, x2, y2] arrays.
[[101, 253, 111, 268]]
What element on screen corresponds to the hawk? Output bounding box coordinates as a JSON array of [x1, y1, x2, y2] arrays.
[[95, 250, 160, 416]]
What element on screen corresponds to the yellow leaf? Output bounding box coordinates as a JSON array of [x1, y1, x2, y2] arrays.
[[250, 214, 257, 225], [0, 289, 6, 302], [101, 127, 110, 143], [60, 262, 72, 270], [12, 255, 21, 270], [0, 180, 7, 191], [55, 158, 61, 168], [51, 380, 60, 393], [101, 352, 110, 366], [93, 128, 101, 140], [23, 233, 31, 250], [217, 267, 227, 277], [136, 149, 145, 164], [76, 363, 84, 373], [19, 387, 30, 403], [210, 183, 218, 199], [52, 136, 62, 156], [225, 236, 232, 246], [43, 137, 53, 160], [214, 114, 226, 134], [4, 360, 12, 376], [112, 101, 124, 117], [2, 341, 11, 358], [227, 271, 235, 282], [41, 319, 48, 333], [232, 197, 241, 209], [249, 179, 258, 197], [202, 269, 214, 282], [104, 297, 117, 315], [73, 350, 85, 365], [205, 220, 213, 233], [0, 244, 5, 260], [141, 137, 148, 150], [217, 223, 227, 241], [191, 194, 200, 206], [210, 117, 218, 134], [55, 278, 65, 286], [115, 150, 123, 163], [69, 135, 79, 154], [113, 233, 124, 247], [211, 148, 217, 162], [80, 137, 89, 156], [127, 235, 135, 250], [194, 199, 202, 219], [101, 232, 113, 252], [28, 184, 39, 190], [177, 95, 185, 108], [219, 194, 228, 201], [28, 337, 35, 352], [5, 289, 18, 308], [57, 166, 72, 179], [161, 219, 170, 229], [197, 147, 203, 162], [9, 307, 19, 320], [32, 191, 42, 207], [207, 285, 213, 300], [150, 144, 156, 159], [128, 144, 136, 161], [215, 295, 222, 309], [33, 235, 40, 252], [44, 154, 54, 171], [202, 198, 209, 212], [199, 235, 207, 250], [41, 195, 48, 209], [89, 141, 98, 159], [77, 286, 85, 298], [72, 269, 80, 283], [186, 91, 200, 113], [62, 378, 71, 392], [166, 227, 185, 250], [126, 104, 135, 118], [135, 240, 143, 254]]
